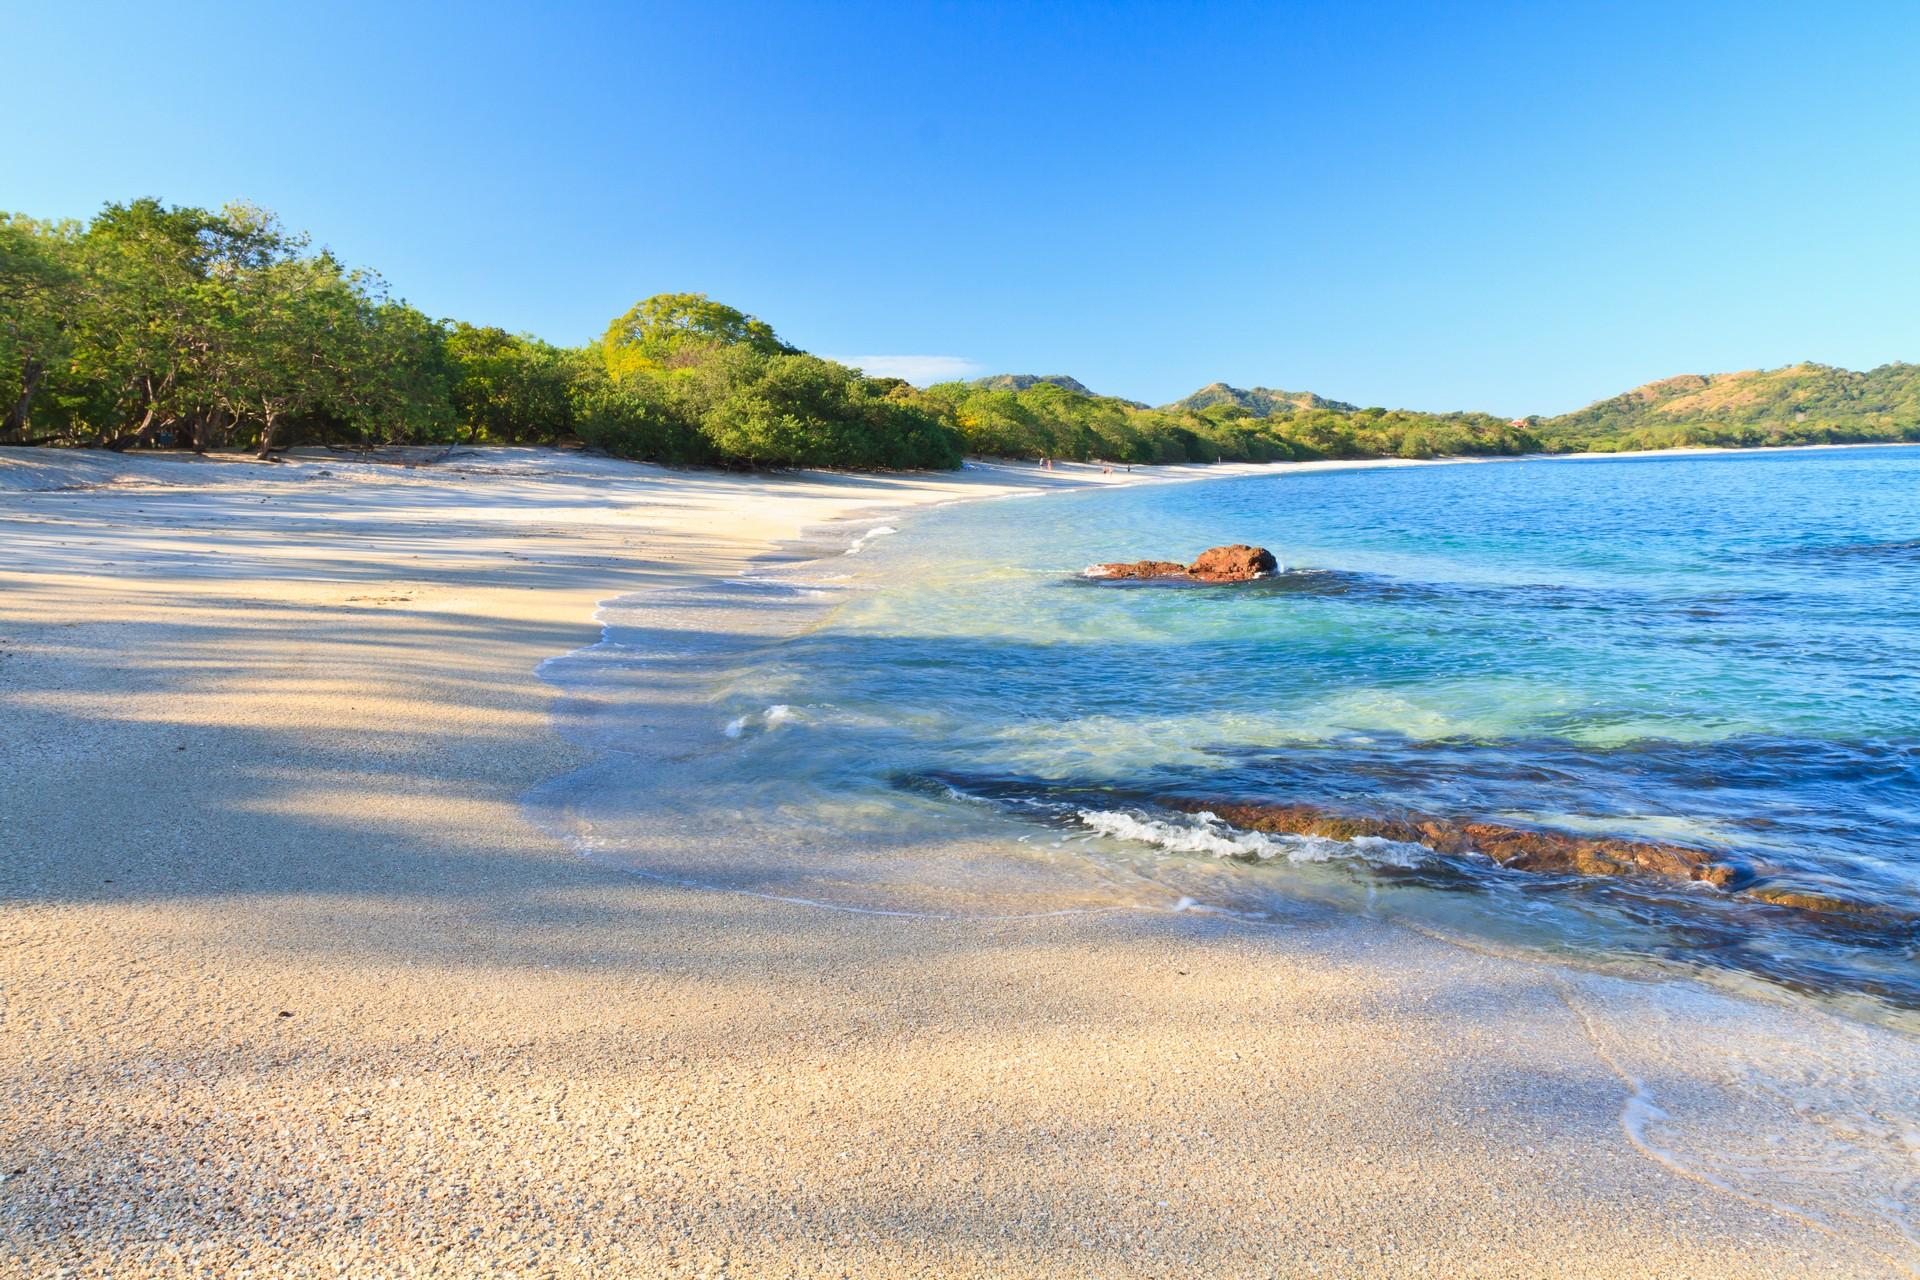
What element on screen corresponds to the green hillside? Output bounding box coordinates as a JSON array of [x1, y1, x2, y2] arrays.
[[1161, 382, 1359, 415], [1534, 362, 1920, 451], [970, 373, 1096, 395]]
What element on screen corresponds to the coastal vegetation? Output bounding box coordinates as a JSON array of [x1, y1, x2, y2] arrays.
[[924, 380, 1538, 463], [5, 200, 1920, 469], [0, 201, 960, 469]]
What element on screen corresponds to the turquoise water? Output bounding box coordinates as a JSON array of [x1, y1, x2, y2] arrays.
[[702, 448, 1920, 1013], [515, 446, 1920, 1254]]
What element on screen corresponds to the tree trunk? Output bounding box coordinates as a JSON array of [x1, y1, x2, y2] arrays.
[[2, 359, 45, 440], [104, 403, 163, 453], [256, 411, 279, 458]]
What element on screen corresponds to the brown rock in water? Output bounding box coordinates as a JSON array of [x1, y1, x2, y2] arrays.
[[1744, 884, 1878, 918], [1163, 797, 1917, 929], [1089, 559, 1193, 580], [1188, 544, 1278, 582], [1169, 798, 1741, 887], [1453, 822, 1729, 884], [1089, 545, 1277, 582]]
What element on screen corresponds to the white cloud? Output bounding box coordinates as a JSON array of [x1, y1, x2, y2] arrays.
[[823, 354, 984, 385]]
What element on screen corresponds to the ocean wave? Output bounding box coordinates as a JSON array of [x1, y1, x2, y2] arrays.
[[1075, 806, 1431, 868], [1786, 537, 1920, 560]]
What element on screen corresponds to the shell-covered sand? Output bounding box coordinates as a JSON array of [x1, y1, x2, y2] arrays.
[[2, 447, 1913, 1278]]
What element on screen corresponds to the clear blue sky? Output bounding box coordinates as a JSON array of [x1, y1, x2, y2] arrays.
[[8, 1, 1919, 414]]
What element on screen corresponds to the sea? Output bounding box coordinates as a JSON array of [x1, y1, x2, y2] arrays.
[[540, 446, 1920, 1022]]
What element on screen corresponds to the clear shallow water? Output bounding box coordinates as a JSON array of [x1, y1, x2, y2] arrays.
[[522, 451, 1920, 1260], [692, 448, 1920, 1015]]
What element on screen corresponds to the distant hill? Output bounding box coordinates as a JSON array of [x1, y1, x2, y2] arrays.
[[971, 373, 1149, 409], [971, 373, 1097, 395], [922, 358, 1920, 465], [984, 364, 1920, 448], [1162, 382, 1360, 416], [1540, 362, 1920, 444]]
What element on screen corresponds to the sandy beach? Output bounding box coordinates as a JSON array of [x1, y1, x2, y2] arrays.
[[3, 446, 1915, 1279]]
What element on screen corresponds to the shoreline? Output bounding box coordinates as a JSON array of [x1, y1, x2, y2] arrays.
[[4, 446, 1916, 1276], [536, 443, 1920, 1035]]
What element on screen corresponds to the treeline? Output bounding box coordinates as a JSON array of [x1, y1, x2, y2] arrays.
[[0, 200, 961, 468], [1532, 414, 1920, 455], [919, 380, 1539, 463], [6, 200, 1919, 472]]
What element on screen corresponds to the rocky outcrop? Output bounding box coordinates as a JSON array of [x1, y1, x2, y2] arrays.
[[1164, 797, 1917, 927], [1168, 798, 1744, 887], [1189, 545, 1278, 582], [1090, 560, 1191, 580], [1090, 545, 1277, 583], [1690, 877, 1910, 929]]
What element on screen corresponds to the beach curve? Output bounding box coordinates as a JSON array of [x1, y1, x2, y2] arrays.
[[2, 445, 1914, 1278]]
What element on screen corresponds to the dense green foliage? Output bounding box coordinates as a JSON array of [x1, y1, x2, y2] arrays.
[[923, 380, 1537, 464], [6, 200, 1920, 470], [2, 201, 460, 453], [0, 200, 959, 468]]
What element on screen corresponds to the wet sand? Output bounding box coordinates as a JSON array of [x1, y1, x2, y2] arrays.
[[2, 447, 1913, 1277]]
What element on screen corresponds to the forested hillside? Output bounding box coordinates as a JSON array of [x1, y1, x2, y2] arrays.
[[969, 374, 1099, 396], [5, 200, 1918, 471], [1161, 383, 1359, 416], [921, 378, 1536, 462], [1532, 363, 1920, 451]]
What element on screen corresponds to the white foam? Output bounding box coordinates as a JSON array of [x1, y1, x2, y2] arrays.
[[1075, 807, 1430, 868], [844, 525, 898, 554], [723, 704, 802, 738]]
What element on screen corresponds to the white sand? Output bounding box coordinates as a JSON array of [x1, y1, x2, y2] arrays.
[[2, 446, 1914, 1278]]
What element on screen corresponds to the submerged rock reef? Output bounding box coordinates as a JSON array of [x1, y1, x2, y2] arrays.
[[1171, 799, 1742, 885], [1167, 797, 1912, 928], [1090, 544, 1278, 582]]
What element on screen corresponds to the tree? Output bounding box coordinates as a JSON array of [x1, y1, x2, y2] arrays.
[[0, 215, 85, 441], [181, 203, 314, 452], [600, 292, 793, 377], [225, 255, 354, 456], [344, 301, 455, 445], [69, 199, 225, 449], [699, 350, 961, 469], [447, 325, 572, 443], [569, 357, 710, 463]]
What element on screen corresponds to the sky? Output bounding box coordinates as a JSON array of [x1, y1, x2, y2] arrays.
[[7, 0, 1919, 415]]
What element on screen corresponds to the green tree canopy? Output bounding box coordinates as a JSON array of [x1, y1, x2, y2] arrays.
[[447, 325, 573, 444], [0, 214, 84, 440], [601, 292, 793, 375]]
